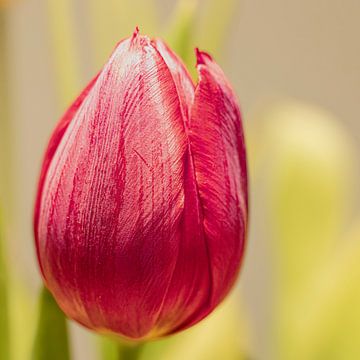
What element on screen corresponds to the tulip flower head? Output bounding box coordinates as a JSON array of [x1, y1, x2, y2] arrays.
[[34, 29, 248, 340]]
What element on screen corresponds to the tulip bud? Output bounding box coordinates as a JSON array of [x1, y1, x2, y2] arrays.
[[34, 29, 248, 340]]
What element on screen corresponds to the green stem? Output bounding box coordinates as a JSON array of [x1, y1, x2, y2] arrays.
[[32, 287, 70, 360], [117, 342, 143, 360]]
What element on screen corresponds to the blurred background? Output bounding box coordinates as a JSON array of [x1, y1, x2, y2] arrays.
[[0, 0, 360, 359]]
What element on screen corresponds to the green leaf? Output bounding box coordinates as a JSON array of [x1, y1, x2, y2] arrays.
[[32, 287, 70, 360]]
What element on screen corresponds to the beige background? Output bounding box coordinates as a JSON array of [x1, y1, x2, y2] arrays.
[[4, 0, 360, 358]]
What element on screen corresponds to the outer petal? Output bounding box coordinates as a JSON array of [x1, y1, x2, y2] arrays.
[[178, 50, 248, 329], [34, 73, 99, 274], [154, 39, 194, 121], [36, 34, 188, 339]]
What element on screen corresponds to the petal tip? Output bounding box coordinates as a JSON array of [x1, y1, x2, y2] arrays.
[[132, 26, 140, 39], [195, 48, 213, 66], [131, 26, 152, 48]]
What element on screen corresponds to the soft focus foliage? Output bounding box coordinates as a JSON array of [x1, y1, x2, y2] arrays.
[[141, 291, 251, 360], [32, 288, 69, 360], [0, 211, 9, 360], [248, 101, 359, 360], [9, 280, 35, 360], [294, 220, 360, 359], [166, 0, 198, 68], [195, 0, 238, 58]]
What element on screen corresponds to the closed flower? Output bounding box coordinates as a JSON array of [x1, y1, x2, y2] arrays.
[[34, 29, 248, 340]]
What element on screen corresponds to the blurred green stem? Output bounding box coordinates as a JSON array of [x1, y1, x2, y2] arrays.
[[166, 0, 198, 67], [117, 342, 143, 360], [32, 287, 70, 360]]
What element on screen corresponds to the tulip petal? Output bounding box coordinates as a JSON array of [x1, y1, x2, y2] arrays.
[[139, 42, 225, 337], [150, 50, 248, 335], [36, 34, 189, 339], [149, 146, 213, 336], [34, 73, 99, 275], [178, 49, 248, 328], [154, 38, 194, 121]]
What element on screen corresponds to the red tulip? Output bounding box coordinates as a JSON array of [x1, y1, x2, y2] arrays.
[[34, 29, 248, 340]]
